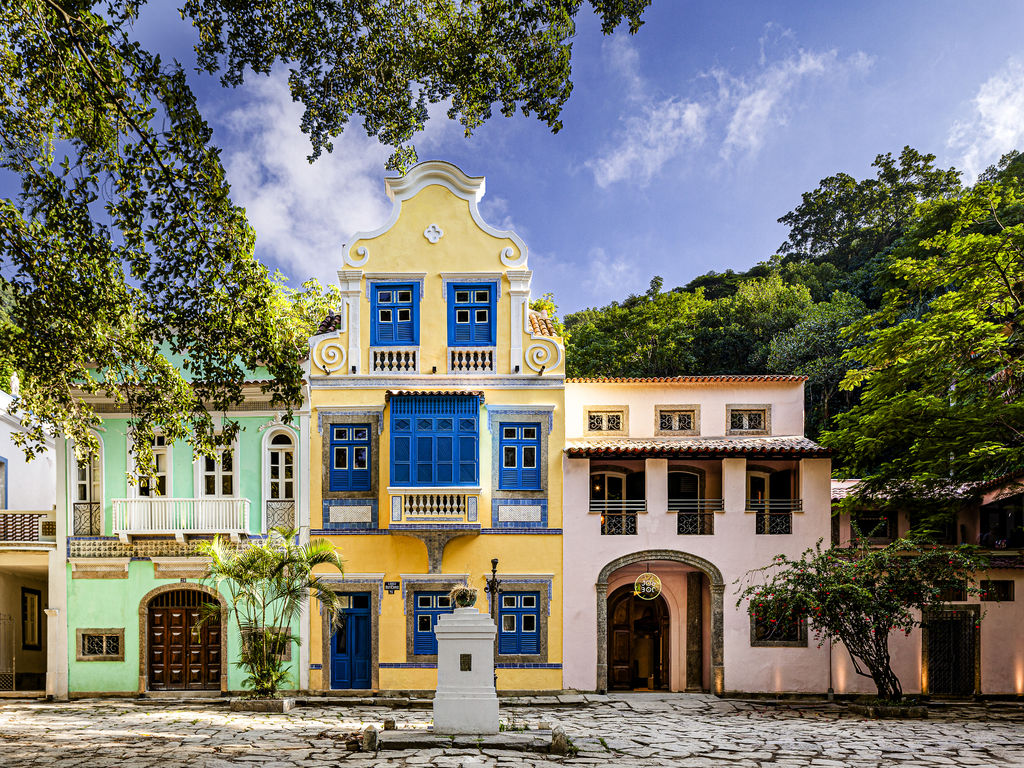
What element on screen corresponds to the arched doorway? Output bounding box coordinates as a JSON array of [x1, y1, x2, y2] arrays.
[[142, 587, 224, 691], [607, 585, 670, 690], [597, 549, 725, 695]]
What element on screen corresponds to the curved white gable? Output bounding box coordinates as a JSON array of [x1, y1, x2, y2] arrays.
[[342, 160, 529, 269]]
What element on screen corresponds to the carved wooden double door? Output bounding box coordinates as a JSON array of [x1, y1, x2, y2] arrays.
[[148, 590, 221, 691]]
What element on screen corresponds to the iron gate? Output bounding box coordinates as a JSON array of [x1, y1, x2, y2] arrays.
[[926, 610, 976, 696]]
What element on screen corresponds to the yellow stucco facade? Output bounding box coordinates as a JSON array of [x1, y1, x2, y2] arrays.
[[307, 161, 564, 693]]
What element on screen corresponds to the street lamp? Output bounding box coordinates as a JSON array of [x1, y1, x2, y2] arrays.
[[485, 558, 501, 688]]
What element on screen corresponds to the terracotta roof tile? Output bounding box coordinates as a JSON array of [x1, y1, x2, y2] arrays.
[[316, 313, 344, 335], [528, 309, 557, 337], [565, 435, 828, 458], [566, 375, 807, 383]]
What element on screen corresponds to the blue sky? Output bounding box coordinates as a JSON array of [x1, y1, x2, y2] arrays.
[[90, 2, 1024, 312]]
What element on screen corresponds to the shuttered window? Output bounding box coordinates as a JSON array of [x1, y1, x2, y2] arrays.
[[447, 283, 495, 345], [498, 424, 541, 490], [329, 425, 371, 491], [498, 592, 540, 654], [413, 592, 453, 655], [390, 395, 479, 486], [371, 284, 418, 345]]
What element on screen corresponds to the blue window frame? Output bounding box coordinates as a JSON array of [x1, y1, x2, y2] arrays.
[[447, 283, 495, 346], [498, 592, 540, 654], [390, 395, 479, 486], [371, 283, 418, 345], [329, 425, 371, 491], [498, 423, 541, 490], [413, 591, 454, 654]]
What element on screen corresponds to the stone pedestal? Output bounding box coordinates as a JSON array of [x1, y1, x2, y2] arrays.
[[432, 607, 499, 735]]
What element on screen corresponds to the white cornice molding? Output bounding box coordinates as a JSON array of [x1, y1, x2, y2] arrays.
[[342, 160, 530, 270]]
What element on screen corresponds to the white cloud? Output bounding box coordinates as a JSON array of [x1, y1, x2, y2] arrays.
[[586, 32, 872, 186], [719, 50, 835, 159], [587, 96, 708, 188], [213, 75, 393, 287], [948, 58, 1024, 181]]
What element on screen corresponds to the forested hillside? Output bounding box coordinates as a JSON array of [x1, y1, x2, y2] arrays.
[[561, 147, 1024, 496]]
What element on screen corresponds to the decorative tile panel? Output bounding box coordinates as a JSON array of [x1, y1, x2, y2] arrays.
[[491, 499, 548, 529], [322, 499, 378, 530]]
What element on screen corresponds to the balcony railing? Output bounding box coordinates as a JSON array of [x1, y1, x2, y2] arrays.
[[0, 510, 55, 543], [265, 500, 296, 531], [112, 498, 249, 540], [449, 347, 495, 373], [591, 500, 645, 536], [371, 346, 418, 373], [391, 491, 478, 524], [669, 499, 722, 535], [748, 499, 800, 535], [73, 501, 102, 535]]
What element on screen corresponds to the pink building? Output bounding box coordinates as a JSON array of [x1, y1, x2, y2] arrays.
[[562, 375, 1024, 696], [562, 375, 832, 694]]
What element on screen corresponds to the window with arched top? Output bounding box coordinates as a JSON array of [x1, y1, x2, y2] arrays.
[[265, 430, 296, 532]]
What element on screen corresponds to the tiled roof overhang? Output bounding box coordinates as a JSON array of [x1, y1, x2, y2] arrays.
[[385, 389, 485, 401], [566, 375, 808, 383], [565, 436, 829, 459]]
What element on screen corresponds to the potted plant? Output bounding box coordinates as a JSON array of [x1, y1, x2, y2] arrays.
[[449, 585, 478, 609]]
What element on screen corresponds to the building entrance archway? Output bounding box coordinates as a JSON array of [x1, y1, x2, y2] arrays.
[[607, 584, 670, 690], [596, 549, 724, 695]]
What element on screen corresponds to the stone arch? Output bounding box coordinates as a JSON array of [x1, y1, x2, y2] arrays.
[[596, 549, 724, 695], [137, 582, 229, 694]]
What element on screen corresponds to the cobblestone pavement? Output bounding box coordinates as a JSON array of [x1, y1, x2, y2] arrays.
[[1, 693, 1023, 767]]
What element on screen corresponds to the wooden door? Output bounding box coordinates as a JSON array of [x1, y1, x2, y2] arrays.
[[148, 590, 220, 691], [607, 586, 670, 690]]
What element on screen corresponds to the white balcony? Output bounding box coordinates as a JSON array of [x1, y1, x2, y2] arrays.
[[371, 346, 418, 373], [389, 489, 480, 525], [448, 346, 495, 373], [112, 498, 250, 542]]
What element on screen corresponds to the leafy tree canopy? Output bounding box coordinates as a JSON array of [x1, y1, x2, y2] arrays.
[[823, 178, 1024, 499], [1, 0, 649, 470], [738, 535, 987, 701]]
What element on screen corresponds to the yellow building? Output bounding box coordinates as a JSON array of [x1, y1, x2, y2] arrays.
[[306, 161, 565, 693]]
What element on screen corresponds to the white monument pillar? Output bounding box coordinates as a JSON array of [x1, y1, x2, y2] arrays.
[[432, 607, 499, 734]]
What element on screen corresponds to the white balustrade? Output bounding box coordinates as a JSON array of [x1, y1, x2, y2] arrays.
[[448, 347, 495, 373], [371, 347, 418, 373], [112, 498, 250, 539], [402, 493, 467, 518]]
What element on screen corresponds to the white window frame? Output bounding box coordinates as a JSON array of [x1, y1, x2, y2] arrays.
[[193, 439, 239, 498], [127, 432, 171, 499], [261, 426, 300, 532]]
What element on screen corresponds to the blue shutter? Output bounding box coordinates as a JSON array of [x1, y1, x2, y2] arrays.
[[390, 396, 479, 487], [498, 424, 541, 490], [497, 593, 541, 655], [372, 284, 418, 346], [329, 426, 371, 492], [448, 283, 496, 346]]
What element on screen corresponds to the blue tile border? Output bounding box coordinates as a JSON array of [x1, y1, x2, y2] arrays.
[[479, 528, 562, 535], [309, 663, 323, 670], [322, 498, 378, 530], [378, 662, 562, 670], [379, 662, 438, 669], [496, 663, 562, 669], [491, 498, 548, 529], [310, 529, 389, 535]]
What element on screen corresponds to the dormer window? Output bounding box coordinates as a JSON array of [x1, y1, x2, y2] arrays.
[[371, 283, 418, 345], [448, 283, 495, 346], [584, 407, 628, 435]]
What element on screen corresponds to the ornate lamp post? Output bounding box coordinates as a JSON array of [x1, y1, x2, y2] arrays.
[[485, 558, 501, 688]]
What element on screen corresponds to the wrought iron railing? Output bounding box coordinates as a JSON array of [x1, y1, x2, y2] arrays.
[[670, 498, 721, 535], [592, 500, 645, 536], [112, 498, 249, 537], [448, 346, 495, 373], [73, 502, 102, 536], [265, 500, 296, 531], [370, 346, 418, 373]]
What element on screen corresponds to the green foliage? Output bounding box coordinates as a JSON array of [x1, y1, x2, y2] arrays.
[[198, 528, 344, 698], [767, 291, 866, 436], [1, 0, 645, 470], [738, 535, 987, 701], [183, 0, 651, 168], [824, 180, 1024, 498]]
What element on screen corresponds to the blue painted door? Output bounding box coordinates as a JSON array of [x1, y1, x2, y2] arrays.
[[331, 593, 371, 689]]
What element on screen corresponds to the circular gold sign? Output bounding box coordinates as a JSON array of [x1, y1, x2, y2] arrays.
[[634, 572, 662, 601]]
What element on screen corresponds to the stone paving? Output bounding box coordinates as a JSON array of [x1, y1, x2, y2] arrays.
[[1, 693, 1023, 767]]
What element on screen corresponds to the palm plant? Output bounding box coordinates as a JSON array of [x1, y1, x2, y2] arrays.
[[197, 528, 343, 698]]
